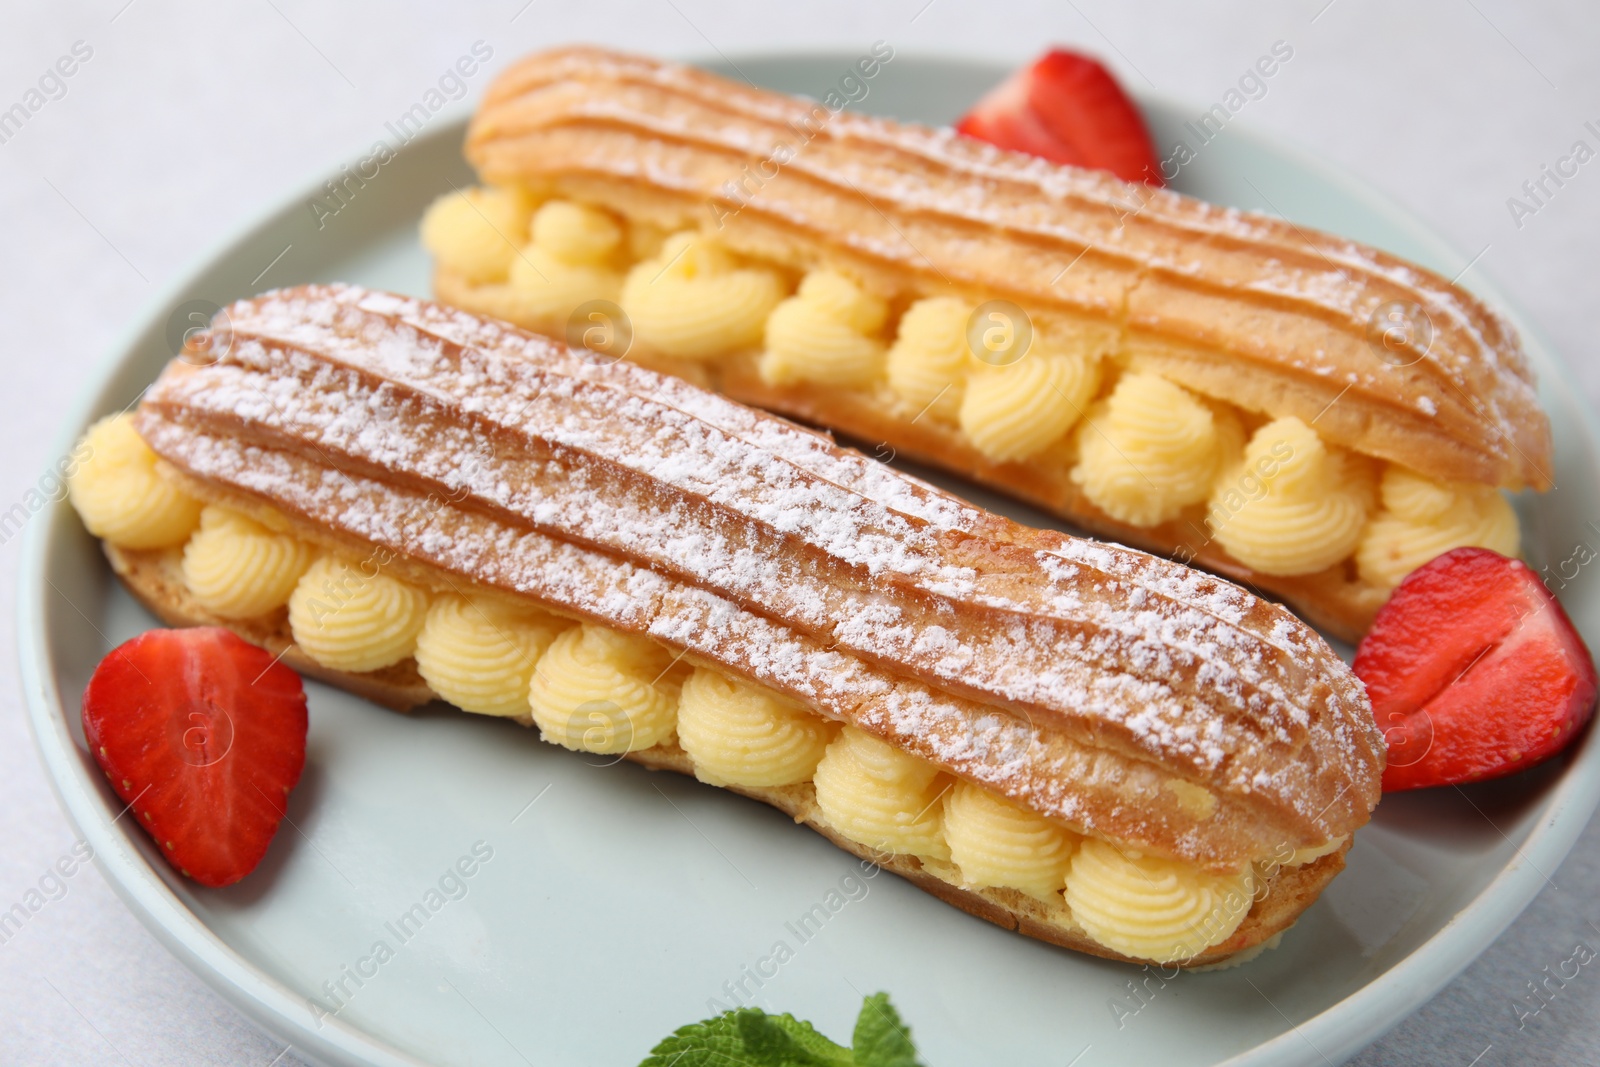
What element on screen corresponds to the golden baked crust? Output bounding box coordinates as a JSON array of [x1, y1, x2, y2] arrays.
[[466, 47, 1548, 490], [113, 283, 1381, 961], [442, 46, 1554, 639], [135, 284, 1381, 862], [101, 539, 1348, 969]]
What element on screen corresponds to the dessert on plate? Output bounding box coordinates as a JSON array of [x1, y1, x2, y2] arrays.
[[421, 45, 1550, 640], [66, 284, 1382, 966]]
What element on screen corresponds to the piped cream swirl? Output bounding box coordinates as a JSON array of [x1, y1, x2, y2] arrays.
[[1072, 374, 1240, 527], [620, 232, 786, 360], [420, 185, 535, 284], [676, 668, 837, 786], [813, 726, 950, 860], [885, 297, 974, 422], [759, 270, 888, 387], [1065, 839, 1256, 963], [181, 506, 314, 619], [504, 200, 627, 332], [67, 414, 203, 550], [527, 624, 680, 753], [415, 594, 568, 717], [287, 555, 430, 672], [1208, 416, 1375, 575], [1356, 467, 1520, 589], [959, 349, 1099, 464], [944, 780, 1077, 900]]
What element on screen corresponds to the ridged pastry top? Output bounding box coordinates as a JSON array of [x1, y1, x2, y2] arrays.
[[464, 46, 1551, 491], [135, 284, 1381, 868]]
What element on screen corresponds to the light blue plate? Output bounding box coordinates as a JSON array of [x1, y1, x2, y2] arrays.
[[19, 54, 1600, 1067]]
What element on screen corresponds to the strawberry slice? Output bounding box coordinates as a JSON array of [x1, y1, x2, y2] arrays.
[[1354, 547, 1597, 791], [82, 627, 308, 886], [955, 49, 1164, 185]]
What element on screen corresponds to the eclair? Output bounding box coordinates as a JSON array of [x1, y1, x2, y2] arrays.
[[68, 284, 1381, 967], [421, 46, 1550, 640]]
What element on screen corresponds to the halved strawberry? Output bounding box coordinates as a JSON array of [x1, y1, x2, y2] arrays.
[[955, 49, 1164, 185], [1354, 547, 1597, 791], [83, 627, 308, 886]]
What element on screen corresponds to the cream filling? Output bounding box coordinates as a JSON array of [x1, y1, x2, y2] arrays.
[[676, 668, 837, 786], [499, 200, 628, 337], [1072, 373, 1239, 525], [813, 726, 952, 861], [423, 187, 1522, 590], [1356, 467, 1520, 590], [944, 780, 1078, 900], [1209, 417, 1377, 577], [618, 231, 785, 361], [527, 624, 682, 753], [419, 185, 536, 285], [67, 414, 202, 549], [287, 556, 430, 672], [885, 296, 974, 422], [415, 595, 567, 717], [181, 505, 314, 619], [959, 349, 1099, 464], [1065, 839, 1256, 964], [760, 269, 888, 388]]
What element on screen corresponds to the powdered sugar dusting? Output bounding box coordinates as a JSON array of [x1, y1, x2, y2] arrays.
[[137, 284, 1382, 856]]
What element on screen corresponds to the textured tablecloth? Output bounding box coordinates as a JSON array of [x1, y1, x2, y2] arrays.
[[3, 2, 1596, 1063]]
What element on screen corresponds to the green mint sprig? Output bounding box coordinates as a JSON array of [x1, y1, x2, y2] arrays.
[[639, 992, 925, 1067]]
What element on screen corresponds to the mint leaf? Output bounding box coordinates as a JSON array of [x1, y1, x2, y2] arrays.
[[852, 993, 924, 1067], [640, 1007, 854, 1067], [746, 1011, 855, 1066], [639, 1012, 752, 1066]]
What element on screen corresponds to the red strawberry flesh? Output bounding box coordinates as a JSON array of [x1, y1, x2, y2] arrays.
[[82, 627, 308, 886], [955, 48, 1163, 185], [1354, 547, 1597, 791], [956, 69, 1087, 167]]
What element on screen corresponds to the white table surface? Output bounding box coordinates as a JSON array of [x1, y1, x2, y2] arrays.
[[3, 1, 1597, 1063]]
